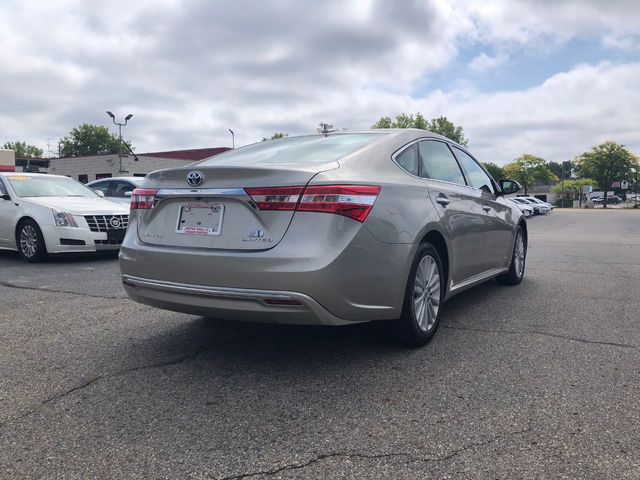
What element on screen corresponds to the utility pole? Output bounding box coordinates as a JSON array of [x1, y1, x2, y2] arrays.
[[228, 129, 235, 149]]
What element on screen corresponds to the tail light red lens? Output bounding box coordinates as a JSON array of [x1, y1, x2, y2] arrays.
[[244, 186, 304, 210], [244, 185, 380, 222], [130, 188, 159, 209]]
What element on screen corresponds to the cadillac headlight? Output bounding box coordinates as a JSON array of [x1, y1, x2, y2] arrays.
[[52, 210, 78, 227]]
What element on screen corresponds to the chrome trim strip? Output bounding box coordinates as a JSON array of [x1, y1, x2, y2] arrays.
[[122, 274, 296, 301], [153, 188, 257, 210], [156, 188, 247, 198], [449, 267, 509, 292]]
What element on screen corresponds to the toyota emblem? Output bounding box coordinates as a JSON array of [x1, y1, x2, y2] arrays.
[[109, 217, 121, 228], [187, 171, 204, 187]]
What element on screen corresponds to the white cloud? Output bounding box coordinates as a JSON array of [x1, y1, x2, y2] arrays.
[[469, 52, 508, 72], [0, 0, 639, 163]]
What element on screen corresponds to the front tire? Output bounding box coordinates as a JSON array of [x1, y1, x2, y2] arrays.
[[496, 226, 526, 285], [17, 219, 47, 263], [391, 243, 444, 346]]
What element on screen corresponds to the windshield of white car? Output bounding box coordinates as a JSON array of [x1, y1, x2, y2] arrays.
[[198, 133, 387, 167], [6, 176, 99, 198]]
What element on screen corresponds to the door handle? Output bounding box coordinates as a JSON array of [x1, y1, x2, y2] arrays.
[[435, 196, 450, 206], [482, 205, 491, 212]]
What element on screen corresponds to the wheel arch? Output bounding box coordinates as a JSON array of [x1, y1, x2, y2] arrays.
[[419, 229, 450, 295], [15, 216, 49, 253], [517, 219, 528, 246]]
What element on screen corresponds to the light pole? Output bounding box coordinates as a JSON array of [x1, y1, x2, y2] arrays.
[[228, 129, 235, 149], [631, 167, 638, 208], [106, 111, 133, 173]]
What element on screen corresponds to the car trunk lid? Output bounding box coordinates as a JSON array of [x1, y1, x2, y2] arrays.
[[135, 163, 337, 251]]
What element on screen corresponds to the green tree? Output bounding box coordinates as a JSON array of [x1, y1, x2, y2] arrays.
[[59, 124, 131, 157], [482, 162, 504, 181], [547, 161, 564, 178], [372, 113, 468, 146], [427, 116, 468, 146], [261, 132, 288, 142], [552, 178, 596, 205], [503, 154, 557, 195], [2, 141, 43, 158], [573, 142, 637, 208]]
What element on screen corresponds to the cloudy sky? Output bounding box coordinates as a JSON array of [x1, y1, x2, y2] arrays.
[[1, 0, 639, 164]]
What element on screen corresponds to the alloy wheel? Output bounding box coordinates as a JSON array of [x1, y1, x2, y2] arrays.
[[20, 225, 38, 258], [514, 232, 525, 278], [413, 255, 441, 332]]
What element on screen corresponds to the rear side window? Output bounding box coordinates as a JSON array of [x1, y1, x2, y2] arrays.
[[453, 147, 495, 194], [418, 141, 466, 185], [199, 133, 386, 167], [394, 144, 419, 176]]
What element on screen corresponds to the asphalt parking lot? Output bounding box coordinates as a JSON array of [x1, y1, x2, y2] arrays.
[[1, 210, 639, 479]]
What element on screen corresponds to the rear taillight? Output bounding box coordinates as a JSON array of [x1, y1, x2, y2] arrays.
[[244, 186, 304, 210], [244, 185, 380, 222], [130, 188, 159, 209]]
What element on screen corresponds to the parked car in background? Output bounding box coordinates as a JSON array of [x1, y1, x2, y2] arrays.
[[517, 197, 551, 214], [120, 129, 527, 346], [87, 176, 145, 204], [0, 173, 129, 262], [521, 196, 554, 211], [510, 197, 536, 216], [509, 198, 533, 217]]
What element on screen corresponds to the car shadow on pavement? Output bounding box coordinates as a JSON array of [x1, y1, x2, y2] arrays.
[[0, 249, 119, 264]]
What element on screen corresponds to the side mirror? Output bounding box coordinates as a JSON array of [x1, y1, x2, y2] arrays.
[[499, 179, 521, 195], [94, 190, 105, 197], [1, 193, 10, 201], [124, 191, 133, 197]]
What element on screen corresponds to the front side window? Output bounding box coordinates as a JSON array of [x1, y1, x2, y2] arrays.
[[418, 141, 466, 185], [90, 181, 111, 195], [453, 147, 495, 194], [394, 144, 419, 176], [0, 179, 7, 196], [111, 181, 136, 197]]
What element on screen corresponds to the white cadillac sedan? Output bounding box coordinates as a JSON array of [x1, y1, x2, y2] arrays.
[[0, 173, 130, 262]]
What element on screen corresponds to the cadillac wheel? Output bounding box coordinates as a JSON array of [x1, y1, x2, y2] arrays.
[[18, 219, 47, 262]]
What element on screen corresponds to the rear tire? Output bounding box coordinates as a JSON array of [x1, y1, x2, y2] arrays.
[[17, 219, 47, 263], [496, 226, 526, 286], [391, 243, 444, 347]]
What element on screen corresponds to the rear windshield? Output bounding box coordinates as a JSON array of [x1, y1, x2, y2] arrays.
[[198, 133, 386, 167]]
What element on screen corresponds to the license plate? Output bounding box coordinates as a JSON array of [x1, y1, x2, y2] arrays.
[[107, 229, 126, 244], [176, 203, 224, 235]]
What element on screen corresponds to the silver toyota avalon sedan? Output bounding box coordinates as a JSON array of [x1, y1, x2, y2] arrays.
[[120, 129, 526, 345]]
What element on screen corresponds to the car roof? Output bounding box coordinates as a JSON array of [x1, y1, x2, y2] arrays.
[[87, 176, 143, 183]]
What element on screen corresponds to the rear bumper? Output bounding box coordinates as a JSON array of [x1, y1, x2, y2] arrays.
[[119, 212, 415, 323], [121, 274, 353, 325]]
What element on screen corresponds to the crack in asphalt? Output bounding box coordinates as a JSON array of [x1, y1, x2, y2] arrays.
[[442, 325, 637, 350], [0, 279, 125, 299], [0, 335, 256, 432], [215, 425, 532, 479]]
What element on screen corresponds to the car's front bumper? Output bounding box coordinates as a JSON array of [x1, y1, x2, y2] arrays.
[[41, 224, 124, 253]]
